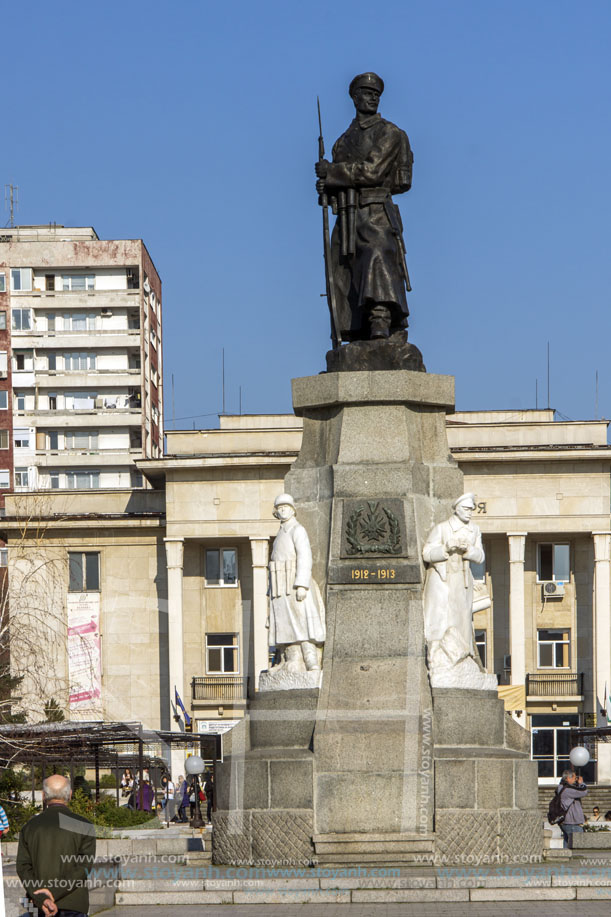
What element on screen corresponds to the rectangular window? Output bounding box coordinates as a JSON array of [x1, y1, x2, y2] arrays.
[[13, 428, 29, 448], [16, 393, 25, 411], [50, 472, 60, 489], [62, 274, 95, 291], [48, 353, 56, 371], [130, 471, 143, 488], [45, 275, 55, 292], [475, 629, 487, 668], [66, 470, 100, 489], [12, 309, 31, 331], [206, 633, 239, 674], [68, 551, 100, 592], [66, 431, 98, 450], [64, 352, 96, 371], [205, 548, 237, 586], [0, 470, 9, 488], [0, 392, 8, 410], [0, 274, 5, 293], [48, 393, 57, 411], [537, 629, 570, 668], [0, 353, 7, 378], [0, 313, 6, 330], [15, 354, 24, 371], [537, 543, 570, 582], [47, 313, 56, 331], [126, 267, 140, 289], [10, 268, 32, 292], [15, 467, 29, 487], [64, 313, 95, 331], [48, 431, 59, 450], [0, 431, 8, 450], [128, 311, 140, 330], [66, 392, 96, 410], [0, 548, 7, 567]]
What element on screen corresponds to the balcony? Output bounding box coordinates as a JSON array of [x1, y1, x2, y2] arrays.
[[191, 676, 249, 703], [526, 672, 584, 698]]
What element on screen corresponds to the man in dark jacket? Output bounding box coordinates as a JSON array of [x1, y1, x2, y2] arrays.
[[17, 773, 96, 916], [557, 768, 587, 849]]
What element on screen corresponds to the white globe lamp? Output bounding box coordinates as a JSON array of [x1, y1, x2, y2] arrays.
[[185, 754, 205, 827], [569, 746, 590, 768]]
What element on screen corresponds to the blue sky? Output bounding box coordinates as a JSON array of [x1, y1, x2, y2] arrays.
[[5, 1, 611, 426]]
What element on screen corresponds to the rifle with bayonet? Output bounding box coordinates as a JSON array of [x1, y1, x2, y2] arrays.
[[317, 97, 341, 348]]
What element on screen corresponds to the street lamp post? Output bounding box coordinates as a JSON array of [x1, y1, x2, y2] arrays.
[[185, 754, 205, 828]]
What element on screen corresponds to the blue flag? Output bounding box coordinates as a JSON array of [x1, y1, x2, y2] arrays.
[[175, 687, 192, 726]]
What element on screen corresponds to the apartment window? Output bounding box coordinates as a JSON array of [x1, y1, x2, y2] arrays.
[[206, 633, 239, 674], [45, 275, 55, 291], [130, 471, 143, 488], [205, 548, 237, 586], [0, 352, 7, 378], [48, 354, 56, 371], [64, 313, 95, 331], [50, 472, 60, 489], [12, 309, 31, 331], [0, 392, 8, 410], [475, 629, 487, 668], [0, 313, 6, 330], [150, 328, 157, 349], [62, 274, 94, 291], [66, 431, 98, 450], [0, 548, 7, 567], [13, 429, 29, 448], [10, 268, 32, 292], [66, 470, 100, 490], [64, 353, 96, 371], [16, 393, 25, 411], [126, 267, 139, 289], [538, 629, 570, 669], [537, 543, 570, 582], [47, 314, 56, 331], [48, 432, 59, 450], [128, 311, 140, 330], [68, 551, 100, 592], [0, 431, 8, 450], [0, 470, 9, 488], [0, 274, 5, 293], [15, 468, 29, 487], [48, 393, 57, 410]]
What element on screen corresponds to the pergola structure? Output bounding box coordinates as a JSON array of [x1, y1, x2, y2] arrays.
[[0, 721, 219, 807]]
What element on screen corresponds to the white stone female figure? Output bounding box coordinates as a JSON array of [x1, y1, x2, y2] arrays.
[[422, 492, 496, 688], [268, 494, 326, 673]]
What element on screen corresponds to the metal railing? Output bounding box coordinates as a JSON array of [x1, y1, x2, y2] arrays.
[[191, 676, 249, 702], [526, 672, 584, 696]]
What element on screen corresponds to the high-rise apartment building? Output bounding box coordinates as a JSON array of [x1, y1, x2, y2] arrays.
[[0, 225, 162, 496]]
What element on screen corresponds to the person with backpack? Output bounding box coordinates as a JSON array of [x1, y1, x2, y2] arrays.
[[553, 769, 588, 848]]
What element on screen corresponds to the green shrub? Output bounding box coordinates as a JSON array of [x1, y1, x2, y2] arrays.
[[70, 790, 158, 831]]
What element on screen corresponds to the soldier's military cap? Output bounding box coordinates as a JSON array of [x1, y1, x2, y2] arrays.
[[349, 72, 384, 97]]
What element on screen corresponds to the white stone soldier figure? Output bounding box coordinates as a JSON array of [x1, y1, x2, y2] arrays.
[[268, 494, 325, 674], [422, 492, 497, 689]]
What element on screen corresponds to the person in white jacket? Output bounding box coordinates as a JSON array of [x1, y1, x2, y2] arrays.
[[268, 494, 326, 673]]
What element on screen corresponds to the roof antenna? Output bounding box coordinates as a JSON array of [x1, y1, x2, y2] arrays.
[[4, 184, 18, 227]]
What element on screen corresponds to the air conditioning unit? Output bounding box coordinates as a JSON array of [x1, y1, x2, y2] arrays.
[[542, 581, 565, 598], [503, 654, 511, 670]]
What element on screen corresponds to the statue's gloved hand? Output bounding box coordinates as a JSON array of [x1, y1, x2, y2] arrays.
[[295, 586, 308, 602], [315, 159, 330, 178], [316, 179, 326, 195]]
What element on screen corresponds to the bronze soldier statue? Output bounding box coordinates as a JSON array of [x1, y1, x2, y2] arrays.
[[315, 73, 413, 343]]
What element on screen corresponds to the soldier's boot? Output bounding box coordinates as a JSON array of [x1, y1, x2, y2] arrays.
[[301, 641, 320, 671], [284, 643, 305, 673], [369, 303, 391, 339]]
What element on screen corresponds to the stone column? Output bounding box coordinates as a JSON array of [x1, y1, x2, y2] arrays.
[[593, 532, 611, 783], [250, 537, 270, 691], [164, 537, 185, 777], [508, 533, 527, 689]]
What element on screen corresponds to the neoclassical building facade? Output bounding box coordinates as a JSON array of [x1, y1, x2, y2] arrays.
[[5, 406, 611, 783]]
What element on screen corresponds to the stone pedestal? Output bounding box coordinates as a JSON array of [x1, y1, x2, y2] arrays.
[[287, 371, 458, 862]]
